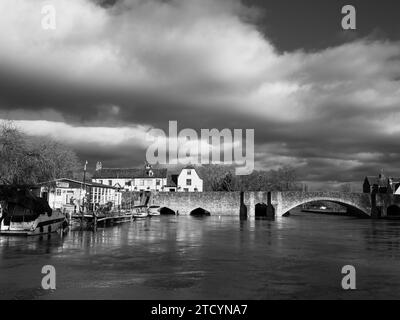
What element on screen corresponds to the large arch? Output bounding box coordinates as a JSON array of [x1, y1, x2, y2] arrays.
[[278, 197, 370, 218], [387, 205, 400, 217]]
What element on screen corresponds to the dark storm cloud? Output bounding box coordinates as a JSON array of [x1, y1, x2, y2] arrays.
[[244, 0, 400, 52], [1, 0, 400, 184]]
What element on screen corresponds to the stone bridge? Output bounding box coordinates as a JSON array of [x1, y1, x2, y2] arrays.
[[246, 191, 372, 217], [149, 191, 400, 218]]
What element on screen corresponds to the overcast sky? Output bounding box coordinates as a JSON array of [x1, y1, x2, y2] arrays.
[[1, 0, 400, 188]]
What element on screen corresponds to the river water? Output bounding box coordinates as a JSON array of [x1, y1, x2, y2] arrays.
[[1, 210, 400, 300]]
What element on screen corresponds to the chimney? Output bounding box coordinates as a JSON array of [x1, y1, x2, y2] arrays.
[[96, 161, 102, 171]]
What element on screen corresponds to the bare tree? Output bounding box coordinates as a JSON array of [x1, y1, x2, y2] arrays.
[[0, 121, 80, 185]]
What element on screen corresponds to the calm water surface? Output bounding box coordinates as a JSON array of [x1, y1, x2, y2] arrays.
[[1, 211, 400, 300]]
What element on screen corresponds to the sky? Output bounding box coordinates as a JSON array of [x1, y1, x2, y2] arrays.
[[0, 0, 400, 189]]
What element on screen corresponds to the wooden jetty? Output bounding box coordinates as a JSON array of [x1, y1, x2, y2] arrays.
[[70, 191, 153, 230], [71, 210, 135, 230]]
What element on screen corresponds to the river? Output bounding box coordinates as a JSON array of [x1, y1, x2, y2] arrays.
[[1, 210, 400, 300]]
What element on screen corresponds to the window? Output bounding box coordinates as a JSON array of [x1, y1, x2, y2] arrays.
[[99, 180, 103, 184], [56, 189, 61, 196], [156, 179, 160, 186], [108, 180, 112, 186], [184, 188, 189, 192], [187, 170, 191, 175], [186, 179, 192, 186]]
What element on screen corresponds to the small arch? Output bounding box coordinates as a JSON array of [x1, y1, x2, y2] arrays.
[[190, 207, 210, 216], [387, 205, 400, 217], [255, 203, 267, 217], [160, 207, 175, 215]]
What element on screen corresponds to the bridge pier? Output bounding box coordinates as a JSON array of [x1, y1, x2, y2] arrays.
[[266, 192, 275, 218], [239, 191, 247, 219], [370, 193, 380, 219]]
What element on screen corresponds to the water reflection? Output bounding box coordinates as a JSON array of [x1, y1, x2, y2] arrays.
[[2, 213, 400, 299]]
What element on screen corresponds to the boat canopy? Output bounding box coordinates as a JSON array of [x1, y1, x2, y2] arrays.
[[0, 186, 52, 217]]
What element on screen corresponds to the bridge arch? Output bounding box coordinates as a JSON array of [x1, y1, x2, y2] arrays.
[[160, 207, 176, 215], [255, 203, 267, 217], [278, 196, 370, 217], [190, 207, 211, 216], [387, 205, 400, 217]]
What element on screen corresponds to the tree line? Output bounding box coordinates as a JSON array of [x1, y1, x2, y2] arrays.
[[0, 120, 301, 191], [195, 164, 302, 192], [0, 121, 81, 185]]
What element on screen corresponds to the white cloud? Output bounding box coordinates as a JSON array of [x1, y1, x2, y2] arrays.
[[12, 119, 151, 148], [1, 0, 400, 180]]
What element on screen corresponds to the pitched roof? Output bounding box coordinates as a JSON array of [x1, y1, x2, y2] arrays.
[[364, 176, 380, 185], [36, 178, 119, 189], [93, 168, 167, 179], [364, 175, 400, 187], [89, 181, 119, 189]]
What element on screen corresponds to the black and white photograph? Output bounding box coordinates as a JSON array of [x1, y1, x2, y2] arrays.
[[1, 0, 400, 308]]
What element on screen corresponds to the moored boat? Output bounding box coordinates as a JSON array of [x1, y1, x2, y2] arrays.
[[132, 205, 149, 218], [0, 186, 66, 236], [147, 205, 160, 216]]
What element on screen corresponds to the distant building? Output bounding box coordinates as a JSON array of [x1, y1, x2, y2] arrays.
[[92, 163, 168, 192], [389, 177, 400, 194], [177, 165, 203, 192], [92, 163, 204, 193], [89, 181, 122, 210], [363, 172, 400, 194], [35, 178, 122, 211]]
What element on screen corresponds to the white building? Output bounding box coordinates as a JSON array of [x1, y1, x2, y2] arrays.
[[92, 163, 203, 193], [92, 163, 168, 192], [35, 178, 122, 212], [177, 165, 203, 192]]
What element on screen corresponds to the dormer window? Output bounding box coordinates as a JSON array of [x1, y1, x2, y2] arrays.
[[187, 170, 191, 175], [148, 170, 154, 177]]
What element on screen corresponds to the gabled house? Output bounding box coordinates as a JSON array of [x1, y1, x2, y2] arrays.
[[388, 177, 400, 194], [92, 162, 203, 193], [92, 162, 167, 192], [363, 172, 400, 194], [177, 165, 203, 192]]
